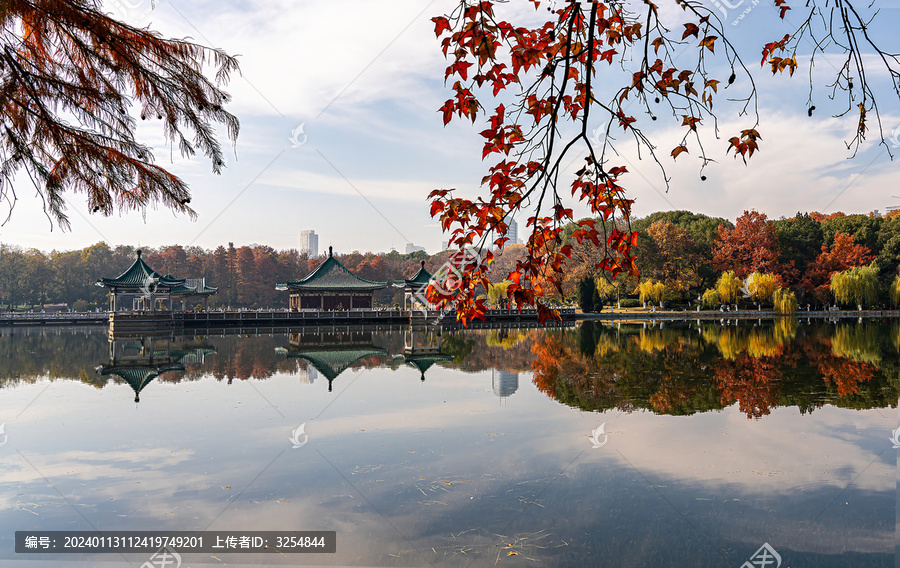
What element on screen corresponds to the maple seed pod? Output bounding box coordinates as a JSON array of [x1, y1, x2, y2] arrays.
[[849, 81, 854, 89], [808, 106, 816, 117], [654, 97, 660, 103], [140, 114, 146, 120], [700, 175, 707, 181], [651, 115, 657, 121], [728, 72, 736, 85]]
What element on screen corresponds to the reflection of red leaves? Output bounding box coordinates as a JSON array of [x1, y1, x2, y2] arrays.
[[713, 355, 782, 419]]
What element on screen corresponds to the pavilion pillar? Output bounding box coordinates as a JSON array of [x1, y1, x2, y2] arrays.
[[320, 294, 324, 311]]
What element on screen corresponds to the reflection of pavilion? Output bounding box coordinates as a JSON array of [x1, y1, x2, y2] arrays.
[[96, 335, 216, 402], [402, 326, 450, 381], [280, 330, 388, 391]]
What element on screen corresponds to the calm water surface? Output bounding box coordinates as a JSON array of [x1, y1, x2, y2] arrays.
[[0, 319, 897, 567]]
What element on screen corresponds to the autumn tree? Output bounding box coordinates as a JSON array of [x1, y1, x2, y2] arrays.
[[713, 211, 782, 280], [0, 0, 239, 226], [638, 280, 666, 307], [801, 232, 874, 304], [427, 1, 900, 323], [639, 220, 702, 296]]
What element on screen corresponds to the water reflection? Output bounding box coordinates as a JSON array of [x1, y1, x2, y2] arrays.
[[1, 321, 897, 419], [533, 320, 899, 418], [0, 321, 896, 566]]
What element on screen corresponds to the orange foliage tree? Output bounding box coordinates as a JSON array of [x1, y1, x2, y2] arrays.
[[712, 211, 782, 280], [800, 232, 874, 304], [426, 2, 899, 324]]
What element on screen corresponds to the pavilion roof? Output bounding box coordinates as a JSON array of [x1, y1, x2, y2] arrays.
[[97, 250, 185, 289], [285, 347, 388, 382], [394, 260, 432, 288], [171, 279, 218, 296], [277, 246, 387, 292], [97, 363, 185, 403], [404, 353, 452, 380]]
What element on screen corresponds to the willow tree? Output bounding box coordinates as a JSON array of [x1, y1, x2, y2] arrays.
[[830, 264, 879, 309], [891, 274, 900, 307], [638, 279, 666, 306], [716, 271, 742, 305], [701, 288, 720, 309], [744, 272, 779, 305], [0, 0, 239, 227], [772, 287, 798, 314], [428, 1, 900, 324]]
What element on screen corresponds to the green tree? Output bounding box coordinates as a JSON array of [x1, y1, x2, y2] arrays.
[[577, 276, 596, 313], [774, 213, 824, 284]]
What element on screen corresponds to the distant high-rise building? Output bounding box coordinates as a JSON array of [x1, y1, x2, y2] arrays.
[[300, 230, 318, 257], [299, 365, 317, 385], [507, 218, 519, 244], [492, 369, 519, 398], [405, 243, 426, 254]]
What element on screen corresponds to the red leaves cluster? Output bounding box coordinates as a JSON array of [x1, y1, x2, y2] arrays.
[[799, 232, 874, 300], [727, 129, 762, 163], [713, 210, 783, 280]]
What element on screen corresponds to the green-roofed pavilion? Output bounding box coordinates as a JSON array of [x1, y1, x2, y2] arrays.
[[276, 246, 387, 311], [97, 250, 217, 312], [392, 260, 434, 311]]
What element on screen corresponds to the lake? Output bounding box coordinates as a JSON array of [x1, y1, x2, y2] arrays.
[[0, 319, 897, 567]]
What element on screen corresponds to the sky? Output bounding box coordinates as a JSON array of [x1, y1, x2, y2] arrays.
[[2, 0, 900, 254]]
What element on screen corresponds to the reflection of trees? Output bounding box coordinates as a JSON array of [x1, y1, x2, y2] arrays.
[[712, 355, 785, 418], [830, 322, 881, 365], [701, 318, 797, 360], [0, 328, 107, 387], [533, 320, 899, 419]]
